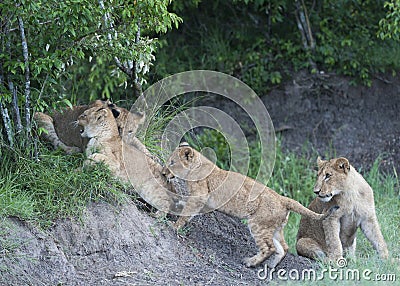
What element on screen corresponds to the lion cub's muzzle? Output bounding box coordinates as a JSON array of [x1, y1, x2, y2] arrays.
[[162, 167, 175, 181], [314, 189, 333, 201]]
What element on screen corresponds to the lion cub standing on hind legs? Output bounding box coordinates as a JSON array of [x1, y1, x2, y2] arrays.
[[296, 157, 389, 262], [162, 143, 339, 268]]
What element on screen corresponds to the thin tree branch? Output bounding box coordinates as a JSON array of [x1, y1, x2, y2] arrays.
[[18, 16, 31, 138], [98, 0, 115, 44], [295, 0, 314, 50], [38, 73, 49, 101], [295, 10, 308, 50], [0, 16, 15, 146], [98, 1, 131, 76], [114, 56, 132, 77], [0, 101, 14, 147], [8, 79, 23, 133], [295, 0, 317, 70], [98, 0, 131, 77], [301, 0, 315, 50], [98, 0, 142, 98], [132, 20, 142, 99], [9, 19, 58, 32], [0, 66, 14, 146]]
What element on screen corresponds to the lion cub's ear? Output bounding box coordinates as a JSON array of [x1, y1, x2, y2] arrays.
[[130, 111, 145, 125], [317, 156, 326, 169], [179, 146, 194, 163], [111, 108, 121, 118], [94, 108, 108, 121], [334, 157, 350, 174]]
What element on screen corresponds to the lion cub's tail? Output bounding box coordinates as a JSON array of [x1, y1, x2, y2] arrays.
[[285, 198, 339, 220]]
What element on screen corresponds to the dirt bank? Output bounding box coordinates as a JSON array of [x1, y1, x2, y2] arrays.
[[0, 201, 316, 285]]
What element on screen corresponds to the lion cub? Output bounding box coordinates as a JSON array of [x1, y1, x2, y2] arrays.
[[77, 106, 174, 212], [34, 100, 148, 155], [296, 157, 389, 261], [162, 143, 338, 268]]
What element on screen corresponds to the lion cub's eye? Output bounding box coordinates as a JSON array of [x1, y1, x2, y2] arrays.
[[324, 173, 332, 181]]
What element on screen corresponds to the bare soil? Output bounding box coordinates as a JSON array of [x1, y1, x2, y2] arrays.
[[0, 202, 316, 285], [1, 72, 398, 285], [264, 71, 400, 174]]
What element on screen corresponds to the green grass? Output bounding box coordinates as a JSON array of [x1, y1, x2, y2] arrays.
[[136, 95, 203, 161], [0, 145, 130, 227]]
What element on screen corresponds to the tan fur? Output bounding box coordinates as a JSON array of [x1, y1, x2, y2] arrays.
[[34, 100, 148, 155], [162, 144, 338, 268], [77, 106, 174, 212], [296, 157, 389, 261]]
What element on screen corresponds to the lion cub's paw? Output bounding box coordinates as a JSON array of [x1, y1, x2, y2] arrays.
[[315, 250, 327, 260], [65, 146, 81, 154], [173, 218, 187, 231], [243, 256, 260, 268]]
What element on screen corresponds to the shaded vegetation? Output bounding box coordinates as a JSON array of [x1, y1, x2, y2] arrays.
[[2, 0, 400, 150], [154, 0, 400, 91]]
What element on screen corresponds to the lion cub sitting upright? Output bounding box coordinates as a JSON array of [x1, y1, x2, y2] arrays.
[[296, 157, 389, 261], [162, 143, 338, 268]]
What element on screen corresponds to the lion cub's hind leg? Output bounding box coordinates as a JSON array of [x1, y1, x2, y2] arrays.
[[279, 228, 289, 253], [343, 237, 357, 260], [244, 218, 283, 267], [296, 238, 326, 260], [84, 153, 120, 175], [34, 112, 80, 154], [267, 226, 289, 269]]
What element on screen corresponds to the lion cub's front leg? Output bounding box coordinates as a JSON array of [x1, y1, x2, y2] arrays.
[[84, 153, 120, 175], [323, 216, 343, 261], [360, 216, 389, 259], [174, 181, 209, 231], [174, 196, 208, 230]]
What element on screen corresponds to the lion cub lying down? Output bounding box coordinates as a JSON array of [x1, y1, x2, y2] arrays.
[[77, 105, 174, 212], [162, 143, 338, 268], [296, 157, 389, 261], [34, 99, 149, 155]]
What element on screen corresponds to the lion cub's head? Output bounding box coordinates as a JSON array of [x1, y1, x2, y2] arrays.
[[162, 142, 217, 182], [85, 100, 145, 137], [313, 157, 351, 202], [78, 106, 119, 139]]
